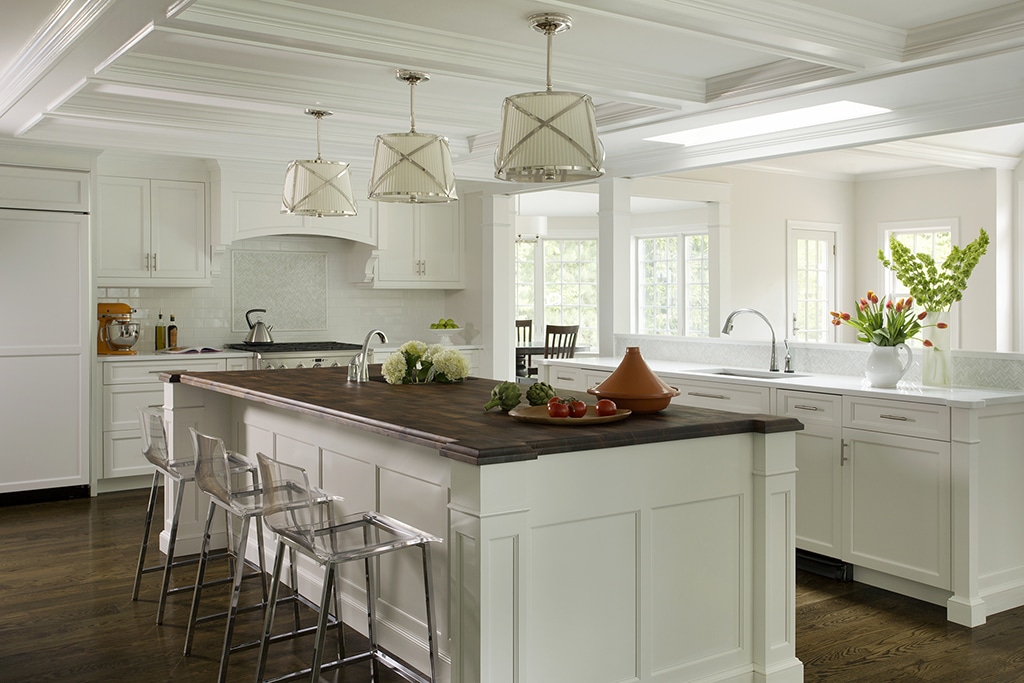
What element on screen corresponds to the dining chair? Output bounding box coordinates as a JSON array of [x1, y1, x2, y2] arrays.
[[516, 320, 538, 376], [544, 324, 579, 359]]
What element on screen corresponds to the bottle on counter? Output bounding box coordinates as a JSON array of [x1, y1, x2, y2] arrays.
[[167, 314, 178, 348], [155, 312, 166, 351]]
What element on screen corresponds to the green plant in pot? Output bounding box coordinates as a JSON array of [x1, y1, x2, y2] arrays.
[[877, 228, 989, 386]]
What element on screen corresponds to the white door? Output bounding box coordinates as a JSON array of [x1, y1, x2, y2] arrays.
[[787, 223, 837, 342], [96, 176, 150, 278], [0, 209, 90, 493], [150, 179, 207, 279]]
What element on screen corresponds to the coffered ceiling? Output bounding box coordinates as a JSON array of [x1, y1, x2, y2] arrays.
[[3, 0, 1024, 189]]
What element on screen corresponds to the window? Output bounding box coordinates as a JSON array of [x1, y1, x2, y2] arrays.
[[635, 232, 709, 337], [881, 220, 955, 298], [515, 238, 599, 348], [787, 223, 837, 343]]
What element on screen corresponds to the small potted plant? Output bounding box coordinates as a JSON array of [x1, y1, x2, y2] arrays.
[[877, 228, 989, 386]]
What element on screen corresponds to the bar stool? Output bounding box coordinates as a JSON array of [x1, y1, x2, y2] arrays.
[[184, 428, 272, 683], [131, 406, 196, 624], [254, 452, 442, 683]]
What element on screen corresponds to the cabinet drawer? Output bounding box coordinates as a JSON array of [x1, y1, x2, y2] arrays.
[[105, 384, 164, 430], [103, 358, 226, 384], [843, 396, 950, 441], [777, 389, 841, 426], [671, 378, 770, 414], [548, 366, 587, 392]]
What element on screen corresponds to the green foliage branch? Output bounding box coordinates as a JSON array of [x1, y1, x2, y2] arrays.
[[877, 228, 989, 311]]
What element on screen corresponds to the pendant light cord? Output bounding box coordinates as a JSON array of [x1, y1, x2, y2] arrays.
[[314, 112, 323, 161], [408, 79, 417, 133], [546, 30, 553, 92]]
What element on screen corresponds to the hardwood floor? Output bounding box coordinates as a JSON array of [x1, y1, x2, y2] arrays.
[[3, 490, 1024, 682]]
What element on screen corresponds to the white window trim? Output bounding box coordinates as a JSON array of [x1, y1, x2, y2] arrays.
[[632, 224, 710, 336]]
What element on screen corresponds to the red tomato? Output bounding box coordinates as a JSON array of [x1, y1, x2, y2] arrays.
[[595, 399, 617, 416], [568, 399, 587, 418], [547, 401, 570, 418], [547, 396, 563, 407]]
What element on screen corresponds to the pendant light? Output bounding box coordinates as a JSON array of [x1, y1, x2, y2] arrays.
[[368, 70, 457, 203], [282, 108, 357, 217], [495, 12, 604, 183]]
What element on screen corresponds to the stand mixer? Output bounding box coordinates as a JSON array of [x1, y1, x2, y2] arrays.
[[98, 303, 142, 355]]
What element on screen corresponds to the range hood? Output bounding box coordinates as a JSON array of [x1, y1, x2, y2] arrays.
[[208, 159, 377, 248]]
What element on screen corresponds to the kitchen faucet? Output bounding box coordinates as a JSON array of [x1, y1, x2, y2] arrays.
[[721, 308, 779, 372], [349, 329, 388, 382]]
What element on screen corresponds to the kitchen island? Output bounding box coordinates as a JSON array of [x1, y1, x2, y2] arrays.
[[163, 367, 804, 683]]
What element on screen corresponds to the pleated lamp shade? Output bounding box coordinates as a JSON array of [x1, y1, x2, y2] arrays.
[[281, 158, 357, 217], [368, 131, 458, 203], [495, 89, 604, 182]]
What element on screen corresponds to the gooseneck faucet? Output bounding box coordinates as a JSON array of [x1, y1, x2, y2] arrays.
[[721, 308, 779, 372], [349, 329, 388, 382]]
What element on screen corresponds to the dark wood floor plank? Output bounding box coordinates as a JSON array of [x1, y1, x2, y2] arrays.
[[5, 490, 1024, 682]]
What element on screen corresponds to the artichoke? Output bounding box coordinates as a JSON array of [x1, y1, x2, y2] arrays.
[[483, 381, 522, 412], [526, 381, 556, 406]]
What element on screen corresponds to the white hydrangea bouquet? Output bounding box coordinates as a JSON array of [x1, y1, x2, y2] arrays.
[[382, 340, 470, 385]]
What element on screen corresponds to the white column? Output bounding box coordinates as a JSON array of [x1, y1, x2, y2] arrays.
[[598, 177, 631, 355], [708, 200, 732, 336], [481, 193, 516, 380]]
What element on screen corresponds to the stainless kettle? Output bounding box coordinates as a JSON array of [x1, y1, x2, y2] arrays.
[[244, 308, 274, 344]]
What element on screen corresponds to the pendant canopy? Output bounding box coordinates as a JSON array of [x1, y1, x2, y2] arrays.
[[369, 70, 457, 203], [495, 13, 604, 183], [282, 109, 357, 217]]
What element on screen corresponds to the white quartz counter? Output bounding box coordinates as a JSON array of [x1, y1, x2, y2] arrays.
[[97, 350, 252, 362], [536, 356, 1024, 409]]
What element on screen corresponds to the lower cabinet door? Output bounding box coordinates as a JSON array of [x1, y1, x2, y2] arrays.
[[842, 428, 951, 589], [104, 430, 155, 478], [794, 425, 843, 557]]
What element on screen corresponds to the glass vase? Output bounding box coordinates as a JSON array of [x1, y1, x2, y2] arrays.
[[921, 310, 952, 387]]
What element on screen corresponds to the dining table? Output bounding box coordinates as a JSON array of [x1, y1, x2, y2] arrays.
[[515, 341, 591, 377]]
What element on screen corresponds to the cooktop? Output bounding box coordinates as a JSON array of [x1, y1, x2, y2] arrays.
[[225, 341, 362, 353]]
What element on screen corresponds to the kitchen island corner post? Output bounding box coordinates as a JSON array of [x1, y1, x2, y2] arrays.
[[160, 379, 234, 556], [448, 458, 533, 683], [752, 429, 804, 682]]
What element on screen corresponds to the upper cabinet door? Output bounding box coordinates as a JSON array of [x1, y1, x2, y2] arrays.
[[150, 180, 207, 280], [96, 177, 151, 280], [366, 202, 463, 289], [96, 176, 210, 286]]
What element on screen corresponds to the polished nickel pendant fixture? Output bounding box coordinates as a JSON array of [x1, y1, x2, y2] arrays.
[[368, 70, 457, 203], [495, 12, 604, 183], [282, 108, 357, 217]]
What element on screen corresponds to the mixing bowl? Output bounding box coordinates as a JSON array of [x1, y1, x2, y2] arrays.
[[104, 320, 141, 350]]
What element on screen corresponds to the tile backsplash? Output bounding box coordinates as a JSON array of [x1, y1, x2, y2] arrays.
[[97, 236, 445, 350]]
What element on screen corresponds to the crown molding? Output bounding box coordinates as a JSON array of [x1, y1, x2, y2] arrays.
[[906, 2, 1024, 60]]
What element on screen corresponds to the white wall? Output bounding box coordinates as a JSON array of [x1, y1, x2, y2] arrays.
[[855, 169, 999, 351]]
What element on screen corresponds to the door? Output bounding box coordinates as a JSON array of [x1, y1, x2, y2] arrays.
[[787, 222, 837, 342], [150, 179, 207, 279], [96, 177, 150, 278], [0, 209, 90, 493]]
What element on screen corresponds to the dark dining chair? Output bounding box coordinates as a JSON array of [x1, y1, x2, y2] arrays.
[[516, 320, 538, 376], [544, 324, 579, 360]]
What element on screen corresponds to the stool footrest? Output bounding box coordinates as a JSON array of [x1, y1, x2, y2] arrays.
[[261, 647, 428, 683]]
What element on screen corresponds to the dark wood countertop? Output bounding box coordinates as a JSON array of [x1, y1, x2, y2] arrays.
[[170, 367, 803, 465]]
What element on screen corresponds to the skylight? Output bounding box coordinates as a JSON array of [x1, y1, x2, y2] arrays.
[[645, 101, 892, 147]]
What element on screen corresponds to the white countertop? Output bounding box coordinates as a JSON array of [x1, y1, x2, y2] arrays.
[[96, 349, 252, 362], [537, 356, 1024, 409]]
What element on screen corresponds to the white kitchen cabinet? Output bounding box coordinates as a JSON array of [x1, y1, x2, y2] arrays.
[[96, 357, 237, 487], [96, 176, 209, 286], [545, 364, 611, 393], [362, 202, 463, 288], [777, 389, 843, 558], [670, 377, 771, 414]]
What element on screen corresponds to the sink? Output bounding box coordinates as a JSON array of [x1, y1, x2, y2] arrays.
[[697, 368, 809, 380]]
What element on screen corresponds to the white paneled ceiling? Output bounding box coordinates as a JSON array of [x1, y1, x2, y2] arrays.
[[2, 0, 1024, 189]]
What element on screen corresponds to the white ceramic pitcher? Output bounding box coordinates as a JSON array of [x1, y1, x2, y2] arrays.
[[865, 343, 913, 388]]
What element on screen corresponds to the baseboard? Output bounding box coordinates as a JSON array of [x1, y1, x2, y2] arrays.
[[0, 485, 90, 507]]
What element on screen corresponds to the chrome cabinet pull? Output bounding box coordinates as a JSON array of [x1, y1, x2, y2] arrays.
[[688, 391, 729, 400], [145, 252, 150, 270], [556, 375, 575, 382], [794, 404, 820, 411], [841, 440, 849, 466], [880, 413, 910, 421], [152, 252, 157, 271]]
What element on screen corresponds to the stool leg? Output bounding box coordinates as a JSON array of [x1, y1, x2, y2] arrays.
[[156, 474, 187, 625], [310, 561, 336, 682], [289, 546, 301, 632], [255, 515, 268, 603], [421, 543, 438, 683], [131, 470, 161, 601], [216, 514, 252, 683], [255, 539, 287, 683], [184, 499, 217, 655]]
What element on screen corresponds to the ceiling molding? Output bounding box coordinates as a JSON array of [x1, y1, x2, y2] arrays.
[[706, 60, 850, 102], [549, 0, 906, 70], [906, 2, 1024, 60], [0, 0, 116, 116]]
